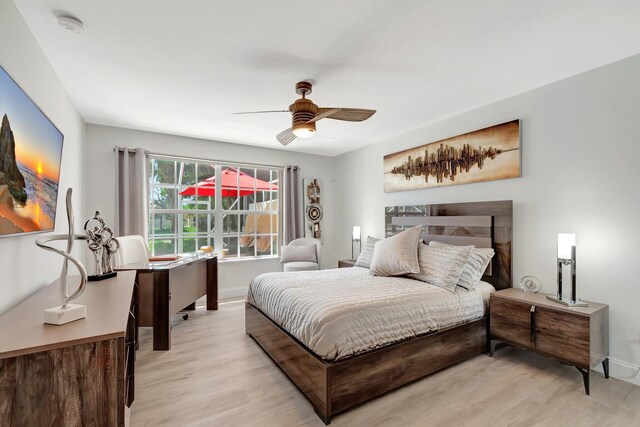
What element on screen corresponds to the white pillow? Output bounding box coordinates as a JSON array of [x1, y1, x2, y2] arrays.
[[280, 244, 317, 264], [369, 226, 422, 276], [430, 241, 495, 290], [408, 243, 472, 292], [354, 236, 380, 268]]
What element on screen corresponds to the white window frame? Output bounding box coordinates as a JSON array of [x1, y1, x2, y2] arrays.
[[148, 155, 281, 260]]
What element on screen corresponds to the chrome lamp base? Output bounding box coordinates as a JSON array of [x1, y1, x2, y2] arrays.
[[546, 295, 589, 307]]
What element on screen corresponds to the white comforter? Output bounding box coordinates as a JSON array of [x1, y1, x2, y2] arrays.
[[247, 267, 494, 361]]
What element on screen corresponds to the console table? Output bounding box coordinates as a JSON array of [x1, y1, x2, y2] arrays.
[[0, 271, 137, 426], [115, 253, 218, 350]]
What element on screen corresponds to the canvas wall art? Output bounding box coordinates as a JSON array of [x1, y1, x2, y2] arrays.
[[384, 120, 520, 192], [0, 65, 64, 237]]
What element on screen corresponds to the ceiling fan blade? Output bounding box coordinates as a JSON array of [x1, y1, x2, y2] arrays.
[[276, 128, 296, 146], [306, 108, 341, 124], [232, 110, 290, 115], [317, 108, 376, 122]]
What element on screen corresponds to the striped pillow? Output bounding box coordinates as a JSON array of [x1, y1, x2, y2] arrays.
[[408, 243, 472, 292], [430, 241, 495, 290], [354, 236, 380, 268]]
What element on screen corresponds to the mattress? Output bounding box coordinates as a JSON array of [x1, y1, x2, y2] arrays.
[[247, 267, 495, 361]]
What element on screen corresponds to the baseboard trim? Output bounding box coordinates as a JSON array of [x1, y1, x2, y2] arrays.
[[593, 357, 640, 385], [218, 286, 248, 300]]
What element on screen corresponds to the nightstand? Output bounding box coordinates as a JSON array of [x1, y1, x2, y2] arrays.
[[489, 288, 609, 395], [338, 259, 357, 268]]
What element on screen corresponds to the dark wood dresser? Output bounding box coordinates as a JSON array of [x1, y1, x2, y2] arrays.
[[489, 288, 609, 394], [0, 271, 137, 426], [338, 259, 357, 268]]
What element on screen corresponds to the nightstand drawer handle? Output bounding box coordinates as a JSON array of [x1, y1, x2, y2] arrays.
[[530, 305, 536, 345]]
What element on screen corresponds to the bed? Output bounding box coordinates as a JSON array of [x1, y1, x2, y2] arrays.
[[245, 200, 512, 424]]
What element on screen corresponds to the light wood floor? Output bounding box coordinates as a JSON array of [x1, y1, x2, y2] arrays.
[[130, 300, 640, 426]]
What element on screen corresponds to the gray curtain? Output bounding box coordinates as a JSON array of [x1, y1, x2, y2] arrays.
[[115, 147, 148, 239], [283, 165, 303, 244]]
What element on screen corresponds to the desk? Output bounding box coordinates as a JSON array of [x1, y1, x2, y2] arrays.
[[116, 253, 218, 350]]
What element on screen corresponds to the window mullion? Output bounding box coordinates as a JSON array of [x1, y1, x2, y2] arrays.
[[214, 164, 223, 255]]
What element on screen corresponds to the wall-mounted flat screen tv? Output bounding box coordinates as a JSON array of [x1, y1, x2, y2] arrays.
[[0, 65, 64, 238]]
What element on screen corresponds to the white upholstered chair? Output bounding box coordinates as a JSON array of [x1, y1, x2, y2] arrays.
[[114, 235, 191, 321], [114, 235, 150, 267], [282, 238, 321, 272]]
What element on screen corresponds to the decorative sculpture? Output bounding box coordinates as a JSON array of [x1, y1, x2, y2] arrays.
[[36, 188, 89, 325], [84, 211, 119, 281]]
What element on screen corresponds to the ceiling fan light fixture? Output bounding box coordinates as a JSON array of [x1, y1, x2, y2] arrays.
[[292, 122, 316, 139]]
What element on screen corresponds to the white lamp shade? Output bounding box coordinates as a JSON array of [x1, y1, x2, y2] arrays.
[[557, 233, 576, 259], [352, 226, 361, 241]]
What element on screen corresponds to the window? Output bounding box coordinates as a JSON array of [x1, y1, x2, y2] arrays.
[[148, 156, 280, 259]]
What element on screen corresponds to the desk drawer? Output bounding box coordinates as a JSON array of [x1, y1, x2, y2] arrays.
[[490, 297, 534, 327], [535, 306, 590, 341], [490, 316, 534, 350]]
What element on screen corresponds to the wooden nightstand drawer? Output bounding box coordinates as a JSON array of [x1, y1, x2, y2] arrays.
[[536, 329, 590, 368], [535, 306, 590, 341], [490, 297, 533, 327], [338, 259, 357, 268], [490, 316, 534, 350]]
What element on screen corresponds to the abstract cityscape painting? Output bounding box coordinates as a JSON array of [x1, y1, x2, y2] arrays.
[[384, 120, 520, 192], [0, 65, 64, 237]]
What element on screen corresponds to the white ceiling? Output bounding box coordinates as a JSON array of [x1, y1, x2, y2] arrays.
[[13, 0, 640, 156]]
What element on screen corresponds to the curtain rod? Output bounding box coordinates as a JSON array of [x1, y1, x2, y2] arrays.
[[113, 146, 287, 170]]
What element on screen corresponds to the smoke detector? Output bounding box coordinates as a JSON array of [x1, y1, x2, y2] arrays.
[[57, 15, 85, 33]]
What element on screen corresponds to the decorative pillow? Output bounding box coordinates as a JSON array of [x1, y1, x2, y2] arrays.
[[430, 241, 495, 290], [280, 244, 317, 264], [369, 226, 422, 276], [354, 236, 380, 268], [408, 243, 472, 292]]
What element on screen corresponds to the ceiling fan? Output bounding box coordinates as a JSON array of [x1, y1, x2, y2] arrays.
[[232, 81, 376, 146]]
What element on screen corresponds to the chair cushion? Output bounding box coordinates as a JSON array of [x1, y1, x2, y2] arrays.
[[280, 244, 318, 264], [283, 261, 320, 272]]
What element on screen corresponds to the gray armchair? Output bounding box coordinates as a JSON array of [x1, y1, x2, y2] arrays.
[[282, 238, 321, 272]]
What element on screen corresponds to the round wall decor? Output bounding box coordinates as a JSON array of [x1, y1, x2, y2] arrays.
[[306, 204, 323, 223]]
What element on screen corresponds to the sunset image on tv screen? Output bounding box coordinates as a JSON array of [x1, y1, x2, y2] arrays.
[[0, 66, 64, 236]]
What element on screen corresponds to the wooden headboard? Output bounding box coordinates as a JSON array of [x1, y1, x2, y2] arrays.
[[385, 200, 513, 290]]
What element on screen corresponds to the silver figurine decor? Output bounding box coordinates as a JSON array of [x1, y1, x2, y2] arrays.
[[36, 188, 89, 325], [84, 211, 119, 281]]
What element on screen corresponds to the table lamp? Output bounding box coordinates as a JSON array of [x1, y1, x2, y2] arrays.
[[352, 226, 361, 259], [547, 233, 587, 307]]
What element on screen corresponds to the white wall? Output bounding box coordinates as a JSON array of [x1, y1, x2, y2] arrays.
[[84, 124, 335, 298], [0, 0, 85, 314], [333, 54, 640, 384]]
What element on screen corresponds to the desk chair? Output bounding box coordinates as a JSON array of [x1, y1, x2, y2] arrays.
[[115, 235, 190, 320]]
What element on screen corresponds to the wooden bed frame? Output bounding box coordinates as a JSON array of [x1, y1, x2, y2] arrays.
[[245, 200, 512, 424]]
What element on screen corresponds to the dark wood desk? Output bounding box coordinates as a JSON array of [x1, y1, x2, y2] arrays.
[[116, 253, 218, 350]]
